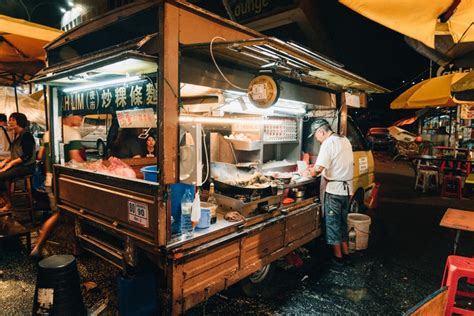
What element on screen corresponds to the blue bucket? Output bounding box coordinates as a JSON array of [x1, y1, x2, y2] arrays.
[[140, 165, 159, 182]]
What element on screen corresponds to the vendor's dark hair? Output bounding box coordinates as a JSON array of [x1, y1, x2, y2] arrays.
[[9, 112, 28, 128], [0, 114, 6, 122]]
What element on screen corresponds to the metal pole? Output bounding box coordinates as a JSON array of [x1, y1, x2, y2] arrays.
[[42, 85, 49, 131], [14, 85, 19, 112], [448, 109, 453, 147], [429, 60, 433, 79]]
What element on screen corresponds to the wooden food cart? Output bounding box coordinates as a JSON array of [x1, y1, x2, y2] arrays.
[[33, 1, 387, 314]]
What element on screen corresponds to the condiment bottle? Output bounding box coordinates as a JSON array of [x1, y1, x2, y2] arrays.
[[207, 182, 218, 224]]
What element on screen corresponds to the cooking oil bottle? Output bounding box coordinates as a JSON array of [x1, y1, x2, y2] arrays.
[[207, 182, 218, 224]]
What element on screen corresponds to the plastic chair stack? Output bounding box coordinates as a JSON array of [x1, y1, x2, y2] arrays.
[[441, 255, 474, 315], [415, 169, 439, 192], [415, 160, 439, 193]]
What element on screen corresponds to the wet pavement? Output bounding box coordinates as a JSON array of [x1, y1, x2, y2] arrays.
[[1, 152, 473, 315]]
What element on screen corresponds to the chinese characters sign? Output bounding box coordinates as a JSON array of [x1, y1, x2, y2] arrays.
[[117, 108, 156, 128], [61, 79, 157, 115], [460, 104, 474, 120]]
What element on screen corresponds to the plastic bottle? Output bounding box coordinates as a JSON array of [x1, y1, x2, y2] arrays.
[[191, 191, 201, 228], [181, 189, 194, 238], [207, 183, 218, 224], [348, 227, 356, 253]]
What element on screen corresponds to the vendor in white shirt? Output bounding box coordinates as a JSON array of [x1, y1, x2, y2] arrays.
[[306, 119, 354, 266]]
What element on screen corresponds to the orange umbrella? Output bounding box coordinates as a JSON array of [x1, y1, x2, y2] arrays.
[[393, 116, 418, 127], [0, 15, 63, 85], [390, 73, 468, 109], [339, 0, 474, 48]]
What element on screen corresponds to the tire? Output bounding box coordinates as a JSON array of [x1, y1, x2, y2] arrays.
[[97, 140, 105, 157], [240, 264, 274, 297], [350, 189, 365, 214]]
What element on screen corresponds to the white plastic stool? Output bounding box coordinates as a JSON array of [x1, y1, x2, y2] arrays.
[[415, 169, 439, 192]]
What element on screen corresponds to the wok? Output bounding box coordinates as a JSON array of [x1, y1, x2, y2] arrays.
[[213, 179, 273, 197]]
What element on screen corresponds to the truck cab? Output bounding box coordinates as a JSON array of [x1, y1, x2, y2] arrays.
[[346, 117, 375, 213]]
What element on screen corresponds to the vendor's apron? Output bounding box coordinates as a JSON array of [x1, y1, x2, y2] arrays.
[[320, 177, 351, 217]]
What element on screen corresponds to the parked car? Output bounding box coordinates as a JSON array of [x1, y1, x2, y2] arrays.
[[366, 127, 395, 151], [79, 114, 112, 156]]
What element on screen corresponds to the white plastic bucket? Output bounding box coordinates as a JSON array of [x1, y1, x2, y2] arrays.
[[347, 213, 371, 250]]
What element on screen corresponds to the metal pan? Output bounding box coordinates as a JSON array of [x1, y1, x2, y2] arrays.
[[213, 179, 272, 197]]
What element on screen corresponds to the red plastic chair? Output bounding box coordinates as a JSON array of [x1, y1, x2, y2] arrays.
[[441, 175, 463, 199], [441, 255, 474, 315]]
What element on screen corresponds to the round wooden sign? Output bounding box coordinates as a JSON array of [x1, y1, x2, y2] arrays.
[[247, 75, 279, 108]]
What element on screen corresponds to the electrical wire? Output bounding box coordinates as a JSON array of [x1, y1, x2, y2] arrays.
[[200, 128, 210, 186], [388, 68, 430, 94], [210, 37, 248, 91]]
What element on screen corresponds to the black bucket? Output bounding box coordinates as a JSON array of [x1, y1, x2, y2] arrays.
[[32, 255, 86, 316]]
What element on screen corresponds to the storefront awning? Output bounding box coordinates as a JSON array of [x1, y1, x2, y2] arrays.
[[390, 73, 468, 109], [182, 37, 389, 94], [30, 34, 157, 86]]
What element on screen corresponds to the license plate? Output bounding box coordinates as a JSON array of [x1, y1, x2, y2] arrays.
[[128, 200, 149, 228]]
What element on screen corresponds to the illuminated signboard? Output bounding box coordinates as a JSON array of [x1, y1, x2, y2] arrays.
[[228, 0, 295, 22], [61, 78, 157, 115]]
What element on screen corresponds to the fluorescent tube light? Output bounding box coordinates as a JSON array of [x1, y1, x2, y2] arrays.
[[63, 76, 143, 93], [179, 116, 267, 125]]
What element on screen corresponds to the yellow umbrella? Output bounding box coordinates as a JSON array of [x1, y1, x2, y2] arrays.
[[0, 15, 63, 85], [339, 0, 474, 48], [390, 73, 468, 109], [451, 71, 474, 103]]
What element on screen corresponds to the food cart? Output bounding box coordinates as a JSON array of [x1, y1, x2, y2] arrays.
[[32, 1, 387, 314]]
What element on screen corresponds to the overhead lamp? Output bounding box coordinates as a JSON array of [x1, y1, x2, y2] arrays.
[[59, 7, 66, 13], [67, 1, 74, 7], [63, 75, 143, 93]]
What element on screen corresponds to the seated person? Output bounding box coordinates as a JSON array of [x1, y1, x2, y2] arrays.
[[145, 133, 157, 158], [0, 113, 13, 158], [110, 128, 146, 159], [0, 113, 35, 213]]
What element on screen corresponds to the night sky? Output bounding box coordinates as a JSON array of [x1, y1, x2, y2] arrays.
[[0, 0, 70, 28], [0, 0, 429, 128], [317, 1, 429, 129], [191, 0, 430, 128]]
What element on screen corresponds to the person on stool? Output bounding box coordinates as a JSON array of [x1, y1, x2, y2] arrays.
[[306, 119, 353, 266], [0, 113, 13, 158], [0, 113, 36, 213]]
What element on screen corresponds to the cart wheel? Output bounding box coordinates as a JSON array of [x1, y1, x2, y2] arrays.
[[349, 190, 365, 214], [240, 264, 274, 297], [97, 140, 105, 157]]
